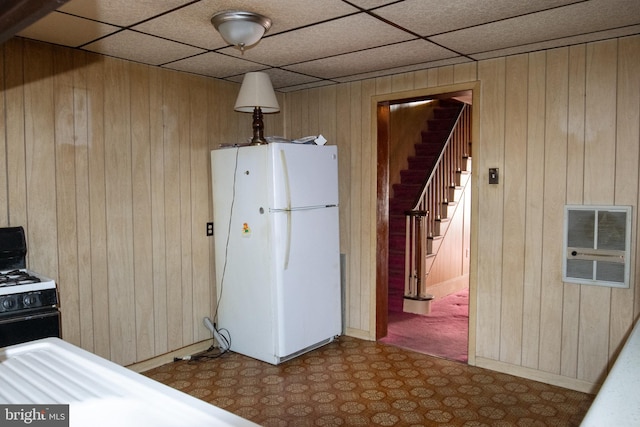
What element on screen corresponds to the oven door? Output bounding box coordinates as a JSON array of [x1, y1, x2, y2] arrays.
[[0, 309, 60, 348]]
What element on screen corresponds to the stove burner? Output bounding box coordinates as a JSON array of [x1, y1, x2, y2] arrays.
[[0, 269, 42, 287]]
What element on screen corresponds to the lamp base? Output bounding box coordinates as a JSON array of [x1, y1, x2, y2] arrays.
[[249, 106, 268, 145], [250, 137, 268, 145]]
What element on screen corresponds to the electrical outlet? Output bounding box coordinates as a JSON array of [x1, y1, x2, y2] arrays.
[[206, 222, 214, 236]]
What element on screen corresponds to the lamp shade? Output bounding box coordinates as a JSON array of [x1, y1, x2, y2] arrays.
[[234, 72, 280, 113]]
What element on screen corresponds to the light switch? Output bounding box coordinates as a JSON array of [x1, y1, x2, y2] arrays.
[[489, 168, 499, 184]]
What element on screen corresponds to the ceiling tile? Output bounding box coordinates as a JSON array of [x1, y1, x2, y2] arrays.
[[373, 0, 583, 36], [163, 52, 266, 78], [471, 25, 640, 60], [217, 12, 415, 66], [12, 0, 640, 91], [347, 0, 403, 9], [17, 12, 119, 47], [277, 80, 337, 93], [83, 30, 205, 66], [285, 39, 457, 79], [59, 0, 193, 27], [265, 69, 322, 90], [333, 57, 471, 83], [225, 68, 322, 90], [205, 0, 360, 36], [132, 1, 227, 50], [431, 0, 640, 55], [133, 0, 359, 50]]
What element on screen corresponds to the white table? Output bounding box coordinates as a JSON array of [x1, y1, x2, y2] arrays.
[[580, 319, 640, 426], [0, 337, 259, 427]]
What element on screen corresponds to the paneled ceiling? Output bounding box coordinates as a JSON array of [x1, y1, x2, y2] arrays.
[[16, 0, 640, 92]]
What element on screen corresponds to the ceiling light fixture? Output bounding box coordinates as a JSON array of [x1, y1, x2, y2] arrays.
[[211, 10, 271, 53], [234, 72, 280, 145]]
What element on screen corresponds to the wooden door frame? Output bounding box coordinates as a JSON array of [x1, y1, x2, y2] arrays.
[[375, 101, 391, 338], [373, 82, 480, 365]]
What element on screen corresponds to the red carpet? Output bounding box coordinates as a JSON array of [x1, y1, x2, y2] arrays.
[[380, 288, 469, 363]]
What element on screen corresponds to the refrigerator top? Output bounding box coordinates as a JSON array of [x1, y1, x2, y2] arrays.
[[268, 143, 339, 210]]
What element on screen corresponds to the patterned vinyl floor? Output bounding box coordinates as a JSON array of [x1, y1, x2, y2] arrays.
[[143, 336, 593, 426]]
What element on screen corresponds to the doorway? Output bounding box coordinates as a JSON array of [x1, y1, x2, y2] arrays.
[[374, 86, 475, 363]]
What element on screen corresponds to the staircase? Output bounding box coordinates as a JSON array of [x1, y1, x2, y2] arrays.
[[388, 100, 470, 313]]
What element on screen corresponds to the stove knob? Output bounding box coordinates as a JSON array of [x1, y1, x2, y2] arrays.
[[2, 298, 15, 310], [23, 295, 37, 307]]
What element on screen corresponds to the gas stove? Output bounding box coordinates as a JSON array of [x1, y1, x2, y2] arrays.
[[0, 227, 61, 347], [0, 269, 58, 315], [0, 269, 56, 294]]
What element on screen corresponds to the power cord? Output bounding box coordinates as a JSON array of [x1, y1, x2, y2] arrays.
[[212, 147, 240, 322], [204, 316, 231, 351], [173, 318, 231, 362], [175, 147, 239, 363], [172, 339, 229, 362]]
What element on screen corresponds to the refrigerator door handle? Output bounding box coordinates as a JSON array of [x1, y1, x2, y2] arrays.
[[270, 209, 293, 270], [284, 210, 292, 270], [278, 149, 292, 270], [279, 149, 292, 210]]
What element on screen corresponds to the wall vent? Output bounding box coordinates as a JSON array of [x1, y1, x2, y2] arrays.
[[562, 205, 632, 288]]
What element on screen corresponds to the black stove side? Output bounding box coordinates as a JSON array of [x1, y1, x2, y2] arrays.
[[0, 226, 27, 270]]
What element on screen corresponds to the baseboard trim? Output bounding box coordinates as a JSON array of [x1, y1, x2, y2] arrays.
[[128, 330, 375, 373], [475, 356, 599, 394], [126, 339, 214, 373], [345, 327, 374, 341], [426, 275, 469, 299]]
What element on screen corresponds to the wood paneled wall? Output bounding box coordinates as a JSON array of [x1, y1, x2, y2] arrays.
[[2, 34, 638, 391], [284, 35, 640, 392], [0, 38, 283, 365]]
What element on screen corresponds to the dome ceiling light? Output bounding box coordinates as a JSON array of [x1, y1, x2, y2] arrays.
[[211, 10, 272, 53]]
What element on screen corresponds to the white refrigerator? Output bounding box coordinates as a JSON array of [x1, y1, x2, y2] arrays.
[[210, 143, 341, 364]]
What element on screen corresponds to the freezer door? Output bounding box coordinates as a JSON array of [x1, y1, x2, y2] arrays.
[[269, 143, 338, 210], [271, 206, 341, 357]]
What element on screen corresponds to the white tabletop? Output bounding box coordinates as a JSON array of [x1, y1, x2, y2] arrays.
[[580, 319, 640, 426], [0, 338, 258, 427]]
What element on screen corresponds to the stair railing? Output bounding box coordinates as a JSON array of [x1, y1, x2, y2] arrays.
[[404, 104, 471, 300], [404, 209, 428, 301]]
